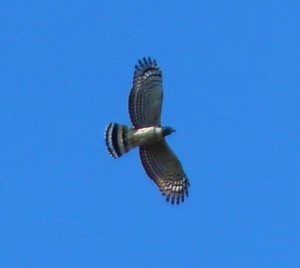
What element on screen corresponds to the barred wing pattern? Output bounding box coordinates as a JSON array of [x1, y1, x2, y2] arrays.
[[139, 141, 189, 204], [129, 57, 163, 128]]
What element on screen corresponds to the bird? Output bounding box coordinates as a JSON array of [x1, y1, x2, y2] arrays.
[[104, 57, 189, 205]]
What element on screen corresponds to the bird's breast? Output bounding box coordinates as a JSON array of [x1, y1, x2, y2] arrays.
[[130, 127, 163, 146]]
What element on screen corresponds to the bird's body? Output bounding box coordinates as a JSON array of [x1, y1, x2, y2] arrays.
[[105, 57, 189, 204], [132, 126, 165, 146]]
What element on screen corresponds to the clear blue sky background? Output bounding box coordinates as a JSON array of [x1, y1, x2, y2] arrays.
[[1, 1, 299, 267]]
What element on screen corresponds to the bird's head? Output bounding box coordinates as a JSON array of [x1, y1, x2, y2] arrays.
[[162, 126, 175, 137]]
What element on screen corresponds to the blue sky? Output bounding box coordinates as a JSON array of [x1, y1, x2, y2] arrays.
[[1, 1, 300, 267]]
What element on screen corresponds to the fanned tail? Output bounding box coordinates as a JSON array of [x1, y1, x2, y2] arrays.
[[105, 123, 135, 158]]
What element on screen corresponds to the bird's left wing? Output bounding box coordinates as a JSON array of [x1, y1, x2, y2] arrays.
[[139, 140, 190, 204]]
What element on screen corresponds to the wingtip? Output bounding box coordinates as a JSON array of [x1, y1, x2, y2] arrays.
[[136, 57, 158, 69]]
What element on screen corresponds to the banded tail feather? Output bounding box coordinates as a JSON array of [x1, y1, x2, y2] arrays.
[[105, 123, 136, 158]]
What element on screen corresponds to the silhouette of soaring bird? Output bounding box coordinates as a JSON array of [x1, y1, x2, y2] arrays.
[[105, 57, 189, 204]]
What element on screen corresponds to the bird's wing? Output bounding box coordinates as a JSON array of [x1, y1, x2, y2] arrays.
[[128, 57, 163, 128], [139, 140, 189, 204]]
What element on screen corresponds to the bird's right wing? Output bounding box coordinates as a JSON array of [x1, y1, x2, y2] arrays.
[[128, 57, 163, 128]]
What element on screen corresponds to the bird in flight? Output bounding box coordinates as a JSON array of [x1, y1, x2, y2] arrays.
[[105, 57, 189, 205]]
